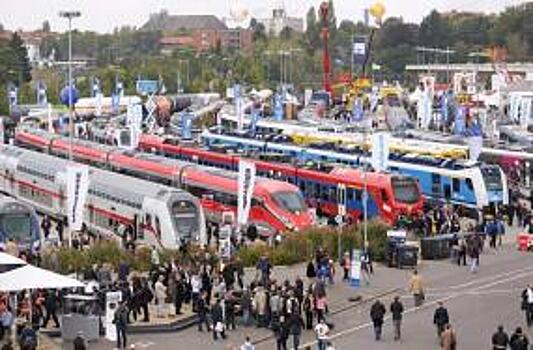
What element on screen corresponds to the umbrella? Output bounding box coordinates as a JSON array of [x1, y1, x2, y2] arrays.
[[0, 264, 84, 291]]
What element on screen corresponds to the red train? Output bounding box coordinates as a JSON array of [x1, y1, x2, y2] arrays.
[[137, 134, 425, 225], [15, 129, 314, 237]]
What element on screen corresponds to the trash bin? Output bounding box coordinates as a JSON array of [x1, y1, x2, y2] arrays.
[[420, 235, 452, 260]]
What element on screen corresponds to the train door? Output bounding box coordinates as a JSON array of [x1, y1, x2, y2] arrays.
[[431, 173, 441, 196], [337, 184, 346, 218]]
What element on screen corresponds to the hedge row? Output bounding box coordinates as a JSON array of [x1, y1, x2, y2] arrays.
[[236, 220, 390, 267], [39, 220, 390, 273]]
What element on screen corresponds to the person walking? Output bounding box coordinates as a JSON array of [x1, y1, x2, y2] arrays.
[[43, 289, 60, 328], [240, 336, 255, 350], [73, 331, 87, 350], [154, 275, 167, 318], [433, 301, 450, 338], [113, 300, 129, 349], [390, 296, 404, 341], [196, 292, 210, 332], [408, 269, 425, 307], [440, 324, 457, 350], [287, 312, 304, 350], [303, 293, 314, 330], [510, 327, 529, 350], [272, 315, 288, 350], [492, 325, 509, 350], [370, 299, 386, 341], [314, 319, 330, 350], [211, 299, 226, 340], [341, 252, 350, 282], [521, 284, 533, 327]]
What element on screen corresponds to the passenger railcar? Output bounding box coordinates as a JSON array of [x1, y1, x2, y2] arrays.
[[0, 146, 205, 249]]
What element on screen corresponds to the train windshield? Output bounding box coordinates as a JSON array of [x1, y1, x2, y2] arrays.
[[272, 191, 307, 213], [0, 213, 32, 243], [391, 177, 420, 204], [481, 166, 503, 191], [171, 201, 198, 240]]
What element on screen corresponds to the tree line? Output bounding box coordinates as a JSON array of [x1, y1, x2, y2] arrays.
[[1, 2, 532, 114]]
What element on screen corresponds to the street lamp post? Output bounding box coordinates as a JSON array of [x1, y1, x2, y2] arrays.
[[59, 10, 81, 162]]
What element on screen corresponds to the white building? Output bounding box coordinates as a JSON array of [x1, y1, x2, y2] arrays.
[[257, 8, 303, 36]]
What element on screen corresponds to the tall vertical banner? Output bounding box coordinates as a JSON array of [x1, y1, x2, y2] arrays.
[[104, 291, 122, 341], [466, 122, 483, 162], [250, 106, 259, 136], [454, 107, 465, 135], [180, 111, 193, 139], [234, 84, 243, 131], [36, 81, 47, 106], [273, 93, 284, 121], [371, 132, 390, 172], [350, 249, 362, 287], [66, 165, 89, 231], [237, 160, 256, 226], [520, 97, 531, 130], [352, 97, 364, 122], [352, 36, 367, 66], [0, 117, 4, 146]]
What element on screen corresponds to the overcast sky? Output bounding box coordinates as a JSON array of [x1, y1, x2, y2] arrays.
[[0, 0, 527, 33]]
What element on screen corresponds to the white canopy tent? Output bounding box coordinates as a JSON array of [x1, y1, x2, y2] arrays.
[[0, 252, 27, 266], [0, 264, 84, 291]]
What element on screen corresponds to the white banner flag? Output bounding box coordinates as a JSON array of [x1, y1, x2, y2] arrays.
[[237, 160, 256, 226], [104, 291, 122, 341], [371, 132, 390, 172], [66, 165, 89, 231], [468, 136, 483, 162]]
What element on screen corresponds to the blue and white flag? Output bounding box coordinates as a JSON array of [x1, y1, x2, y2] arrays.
[[8, 84, 17, 107], [352, 97, 364, 122], [273, 93, 284, 121], [36, 81, 47, 106]]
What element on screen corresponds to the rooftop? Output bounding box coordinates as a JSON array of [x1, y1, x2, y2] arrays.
[[142, 13, 227, 32]]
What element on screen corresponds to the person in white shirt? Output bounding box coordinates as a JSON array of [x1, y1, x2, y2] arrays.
[[240, 336, 255, 350], [315, 319, 330, 350], [154, 276, 167, 318]]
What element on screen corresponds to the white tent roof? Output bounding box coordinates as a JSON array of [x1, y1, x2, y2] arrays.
[[0, 252, 27, 266], [0, 264, 85, 291]]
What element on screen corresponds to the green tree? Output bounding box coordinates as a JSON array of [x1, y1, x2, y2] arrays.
[[304, 6, 319, 51], [8, 33, 32, 84], [419, 10, 452, 48]]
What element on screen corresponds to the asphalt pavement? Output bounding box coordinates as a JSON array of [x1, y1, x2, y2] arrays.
[[51, 227, 533, 350]]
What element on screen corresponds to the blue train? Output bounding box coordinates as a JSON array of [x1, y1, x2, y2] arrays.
[[202, 130, 509, 211]]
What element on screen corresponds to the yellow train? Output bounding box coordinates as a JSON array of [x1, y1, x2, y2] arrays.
[[287, 130, 468, 159]]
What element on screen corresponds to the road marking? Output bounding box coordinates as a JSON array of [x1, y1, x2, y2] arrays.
[[134, 341, 155, 348], [426, 265, 533, 291], [300, 267, 533, 348]]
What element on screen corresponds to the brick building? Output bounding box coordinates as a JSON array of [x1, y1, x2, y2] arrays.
[[142, 12, 253, 54]]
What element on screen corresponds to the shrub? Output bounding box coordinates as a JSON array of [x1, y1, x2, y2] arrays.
[[235, 219, 390, 267]]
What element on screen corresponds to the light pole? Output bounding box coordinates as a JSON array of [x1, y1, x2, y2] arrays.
[[59, 10, 81, 162]]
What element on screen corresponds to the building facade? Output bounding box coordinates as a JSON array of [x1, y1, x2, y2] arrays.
[[257, 8, 303, 36]]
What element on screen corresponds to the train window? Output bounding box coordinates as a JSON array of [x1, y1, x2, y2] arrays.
[[466, 178, 474, 191], [452, 178, 460, 192], [347, 189, 354, 201], [315, 183, 321, 197], [355, 189, 362, 201], [381, 190, 389, 202], [299, 181, 306, 193]]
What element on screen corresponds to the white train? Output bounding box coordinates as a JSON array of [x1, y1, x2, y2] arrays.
[[0, 193, 41, 252], [0, 146, 206, 249]]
